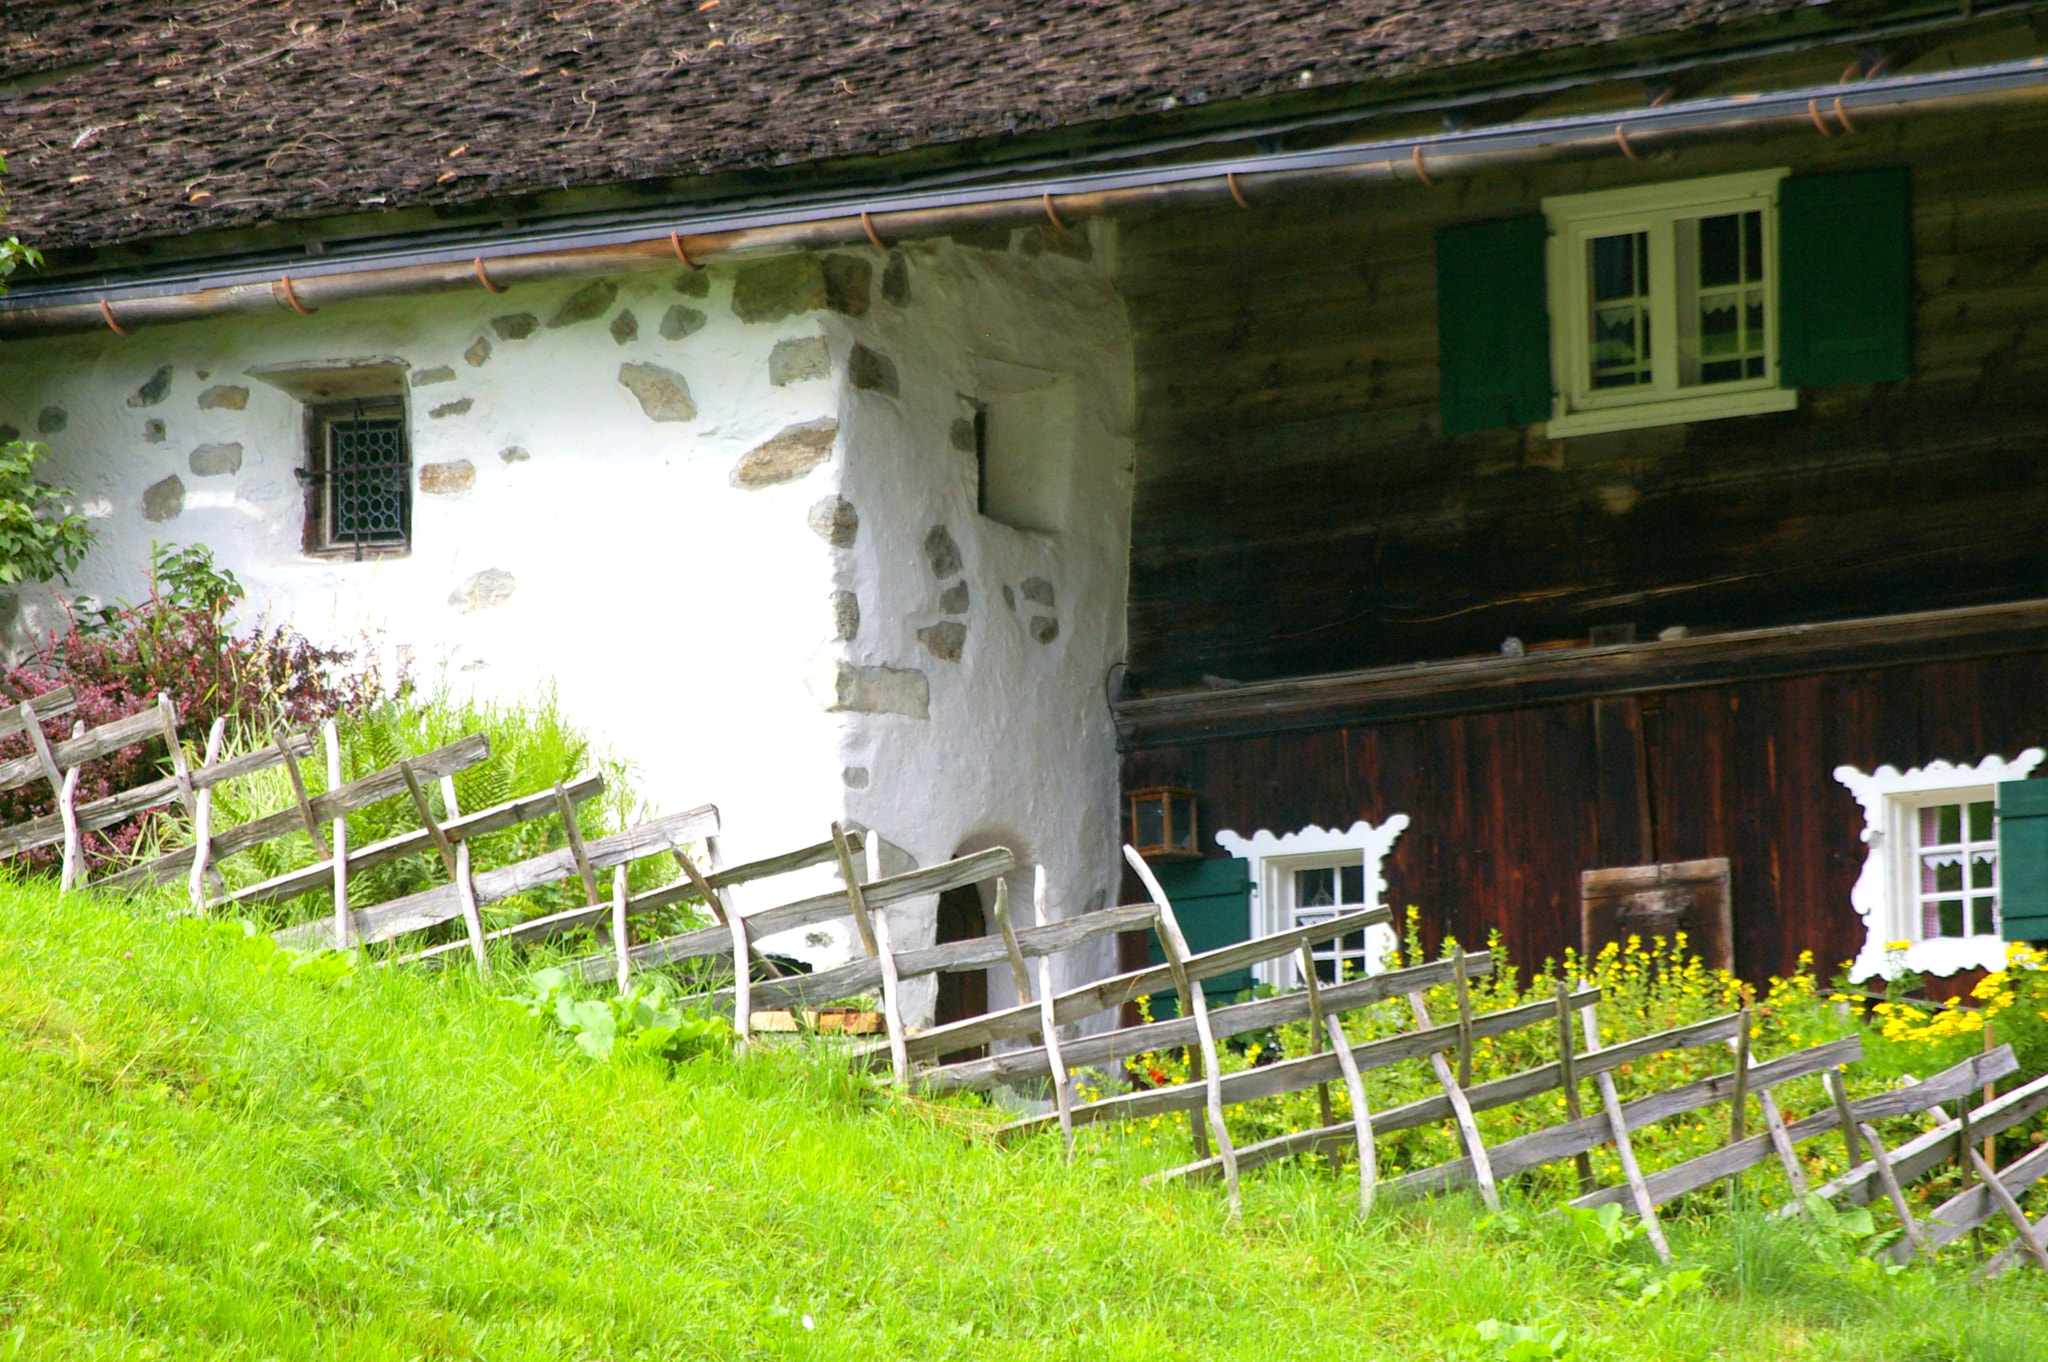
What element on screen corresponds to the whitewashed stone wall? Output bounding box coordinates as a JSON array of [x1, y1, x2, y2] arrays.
[[0, 223, 1135, 1022]]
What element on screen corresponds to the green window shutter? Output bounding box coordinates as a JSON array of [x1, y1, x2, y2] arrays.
[[1999, 778, 2048, 943], [1778, 168, 1911, 388], [1142, 857, 1254, 1018], [1435, 215, 1551, 436]]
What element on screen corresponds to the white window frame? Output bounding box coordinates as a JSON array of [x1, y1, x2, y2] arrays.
[[1835, 749, 2044, 981], [1215, 817, 1408, 991], [1544, 169, 1798, 437]]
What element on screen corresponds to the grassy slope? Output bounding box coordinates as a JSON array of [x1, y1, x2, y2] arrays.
[[1, 883, 2044, 1362]]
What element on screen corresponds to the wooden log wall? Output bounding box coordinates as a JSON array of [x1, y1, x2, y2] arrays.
[[1115, 82, 2048, 690], [1122, 650, 2048, 985]]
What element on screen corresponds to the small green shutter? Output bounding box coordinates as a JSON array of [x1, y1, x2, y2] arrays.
[[1436, 215, 1552, 436], [1999, 778, 2048, 943], [1778, 169, 1911, 388], [1142, 857, 1254, 1019]]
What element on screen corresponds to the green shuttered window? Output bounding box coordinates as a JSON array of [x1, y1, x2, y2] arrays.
[[1435, 167, 1911, 436], [1779, 168, 1912, 388], [1141, 856, 1254, 1018], [1436, 216, 1552, 437], [1998, 778, 2048, 943]]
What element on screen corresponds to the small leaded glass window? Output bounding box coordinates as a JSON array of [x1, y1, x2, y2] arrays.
[[1914, 797, 1999, 940], [1289, 859, 1370, 985], [307, 399, 411, 556]]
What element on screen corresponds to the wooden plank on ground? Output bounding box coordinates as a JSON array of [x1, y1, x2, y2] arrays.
[[277, 804, 717, 950]]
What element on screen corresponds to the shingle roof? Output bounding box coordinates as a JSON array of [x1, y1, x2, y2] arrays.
[[1, 0, 1843, 253]]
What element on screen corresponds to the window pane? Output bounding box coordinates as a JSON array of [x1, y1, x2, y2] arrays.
[[1921, 804, 1963, 846], [1970, 851, 1996, 890], [1925, 855, 1964, 894], [1296, 867, 1336, 909], [329, 418, 407, 544], [1936, 899, 1964, 937], [1972, 897, 1997, 936], [1340, 863, 1365, 904], [1678, 210, 1767, 389], [1699, 213, 1741, 288], [1969, 801, 1995, 841], [1134, 797, 1165, 848], [1591, 231, 1643, 301], [1744, 209, 1764, 281], [1588, 232, 1652, 390]]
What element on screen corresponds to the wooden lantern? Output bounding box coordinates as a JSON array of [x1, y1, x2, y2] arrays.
[[1127, 786, 1200, 860]]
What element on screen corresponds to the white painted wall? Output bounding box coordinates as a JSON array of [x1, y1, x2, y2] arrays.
[[0, 227, 1136, 1025]]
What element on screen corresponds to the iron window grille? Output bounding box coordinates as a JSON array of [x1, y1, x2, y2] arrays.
[[302, 398, 411, 558]]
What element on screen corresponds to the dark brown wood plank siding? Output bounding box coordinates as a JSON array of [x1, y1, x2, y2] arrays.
[[1128, 652, 2048, 983]]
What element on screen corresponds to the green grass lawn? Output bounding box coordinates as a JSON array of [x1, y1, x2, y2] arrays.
[[2, 881, 2043, 1361]]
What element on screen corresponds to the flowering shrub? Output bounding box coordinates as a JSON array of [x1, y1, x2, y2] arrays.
[[0, 543, 391, 871], [1862, 942, 2048, 1079]]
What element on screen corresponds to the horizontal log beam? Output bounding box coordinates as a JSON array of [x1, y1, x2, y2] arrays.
[[1115, 597, 2048, 747]]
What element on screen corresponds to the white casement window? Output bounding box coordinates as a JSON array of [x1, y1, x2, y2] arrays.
[[1215, 817, 1408, 991], [1544, 169, 1798, 437], [1836, 749, 2045, 980]]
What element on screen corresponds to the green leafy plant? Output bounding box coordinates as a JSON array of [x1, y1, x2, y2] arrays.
[[515, 966, 732, 1064], [0, 439, 91, 586], [1462, 1314, 1574, 1361]]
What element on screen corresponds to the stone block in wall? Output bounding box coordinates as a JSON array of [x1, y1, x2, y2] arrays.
[[547, 280, 619, 328], [848, 344, 897, 396], [938, 582, 969, 614], [491, 313, 539, 340], [807, 495, 859, 547], [731, 419, 837, 489], [673, 269, 710, 298], [660, 305, 707, 341], [732, 256, 826, 323], [918, 621, 966, 662], [127, 366, 172, 408], [429, 398, 473, 419], [882, 252, 910, 307], [822, 255, 872, 317], [465, 336, 493, 367], [830, 590, 860, 641], [1021, 576, 1055, 608], [949, 225, 1013, 252], [188, 442, 243, 477], [197, 385, 249, 410], [142, 474, 184, 522], [410, 366, 456, 387], [618, 363, 697, 422], [142, 420, 165, 444], [923, 525, 962, 578], [1020, 224, 1093, 261], [37, 407, 66, 434], [419, 460, 476, 495], [610, 310, 639, 345], [770, 337, 830, 386], [808, 659, 929, 719], [1029, 616, 1059, 644], [449, 568, 516, 613]]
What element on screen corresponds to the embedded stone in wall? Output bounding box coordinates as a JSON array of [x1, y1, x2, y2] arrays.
[[673, 269, 710, 298], [950, 224, 1012, 252], [618, 362, 697, 422], [142, 474, 185, 522], [491, 313, 539, 340], [1021, 576, 1055, 608], [609, 309, 639, 345], [419, 460, 476, 494], [808, 659, 929, 719], [822, 254, 872, 317], [465, 336, 493, 367], [449, 568, 516, 613], [659, 305, 707, 341], [197, 384, 249, 410], [938, 581, 969, 614], [923, 524, 962, 578], [430, 397, 473, 419], [0, 424, 17, 444], [731, 256, 825, 322], [187, 442, 243, 477], [127, 366, 173, 408], [730, 419, 837, 489], [918, 621, 967, 662], [769, 336, 829, 386], [547, 279, 619, 328], [412, 367, 455, 388], [500, 445, 530, 464], [807, 495, 859, 547], [142, 420, 165, 444], [848, 344, 898, 396], [1002, 583, 1016, 611], [830, 590, 860, 641], [882, 251, 910, 307], [842, 766, 870, 789], [37, 407, 66, 434], [950, 417, 976, 452], [1030, 616, 1060, 644]]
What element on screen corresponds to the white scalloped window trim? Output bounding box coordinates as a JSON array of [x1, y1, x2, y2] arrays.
[[1835, 749, 2044, 981], [1215, 816, 1409, 989]]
